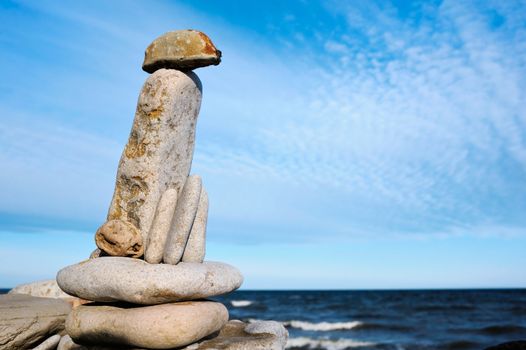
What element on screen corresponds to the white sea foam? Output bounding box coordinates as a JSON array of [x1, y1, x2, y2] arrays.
[[286, 337, 375, 349], [284, 320, 364, 331], [231, 300, 253, 307]]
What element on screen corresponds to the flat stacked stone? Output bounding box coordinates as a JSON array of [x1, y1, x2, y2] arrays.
[[55, 321, 288, 350], [11, 29, 287, 350], [57, 258, 243, 304], [66, 302, 228, 349]]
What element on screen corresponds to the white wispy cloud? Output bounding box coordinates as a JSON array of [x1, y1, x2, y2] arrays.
[[194, 0, 526, 238]]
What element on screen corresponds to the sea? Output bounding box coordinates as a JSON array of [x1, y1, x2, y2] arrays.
[[213, 290, 526, 350], [2, 288, 525, 350]]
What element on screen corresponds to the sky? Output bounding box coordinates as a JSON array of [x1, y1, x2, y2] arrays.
[[1, 0, 525, 289]]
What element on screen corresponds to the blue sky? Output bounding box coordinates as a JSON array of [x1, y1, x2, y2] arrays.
[[1, 0, 525, 289]]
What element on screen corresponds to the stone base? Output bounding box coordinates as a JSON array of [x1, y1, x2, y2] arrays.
[[58, 320, 288, 350], [183, 320, 288, 350], [66, 301, 228, 349]]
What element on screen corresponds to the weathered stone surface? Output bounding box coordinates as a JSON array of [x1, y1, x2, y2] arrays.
[[0, 294, 71, 350], [95, 220, 144, 258], [245, 321, 288, 344], [32, 334, 61, 350], [182, 186, 208, 263], [164, 175, 202, 264], [106, 69, 202, 244], [67, 302, 228, 349], [9, 279, 71, 299], [56, 257, 243, 304], [144, 188, 178, 264], [142, 30, 221, 73], [95, 220, 143, 258], [182, 320, 288, 350]]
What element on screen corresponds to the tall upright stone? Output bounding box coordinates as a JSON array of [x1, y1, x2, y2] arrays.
[[106, 69, 202, 242], [145, 188, 179, 264], [182, 187, 209, 263], [163, 175, 202, 264]]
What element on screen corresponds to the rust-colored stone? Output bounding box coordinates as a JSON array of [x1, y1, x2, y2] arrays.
[[142, 30, 221, 73], [94, 220, 143, 258]]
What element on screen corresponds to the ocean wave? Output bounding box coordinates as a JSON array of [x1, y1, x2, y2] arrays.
[[230, 300, 253, 307], [284, 320, 363, 331], [286, 337, 375, 349]]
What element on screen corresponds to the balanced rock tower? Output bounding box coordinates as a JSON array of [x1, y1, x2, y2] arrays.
[[52, 30, 288, 350]]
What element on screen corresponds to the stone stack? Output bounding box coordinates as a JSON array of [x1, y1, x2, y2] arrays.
[[12, 30, 287, 350]]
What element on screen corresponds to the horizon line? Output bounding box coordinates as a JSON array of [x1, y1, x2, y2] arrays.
[[2, 287, 526, 292]]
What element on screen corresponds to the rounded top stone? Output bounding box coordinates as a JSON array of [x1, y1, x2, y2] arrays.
[[142, 30, 221, 73]]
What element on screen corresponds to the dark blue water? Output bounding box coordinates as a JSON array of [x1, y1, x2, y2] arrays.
[[212, 290, 526, 350], [2, 289, 525, 349]]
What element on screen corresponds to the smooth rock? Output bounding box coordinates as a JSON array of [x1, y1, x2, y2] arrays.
[[106, 69, 202, 243], [245, 321, 288, 345], [67, 301, 228, 349], [56, 321, 287, 350], [182, 186, 208, 263], [182, 320, 288, 350], [32, 334, 61, 350], [58, 336, 84, 350], [144, 188, 178, 263], [56, 257, 243, 304], [163, 175, 202, 264], [95, 220, 143, 258], [8, 280, 90, 309], [0, 294, 71, 350], [142, 30, 221, 73], [9, 279, 71, 299]]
